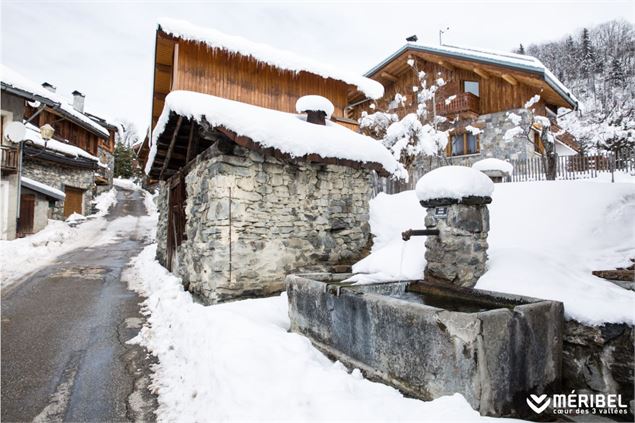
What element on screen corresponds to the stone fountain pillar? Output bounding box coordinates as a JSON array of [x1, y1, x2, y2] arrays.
[[414, 166, 495, 288], [421, 196, 491, 288]]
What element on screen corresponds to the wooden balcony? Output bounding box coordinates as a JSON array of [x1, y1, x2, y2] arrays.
[[1, 146, 19, 173], [436, 92, 480, 117]]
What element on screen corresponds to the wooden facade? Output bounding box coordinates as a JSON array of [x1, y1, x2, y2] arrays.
[[151, 31, 361, 136], [349, 49, 575, 122], [23, 106, 107, 156]]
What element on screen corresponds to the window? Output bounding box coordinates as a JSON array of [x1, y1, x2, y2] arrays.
[[463, 80, 480, 97], [447, 132, 480, 156]]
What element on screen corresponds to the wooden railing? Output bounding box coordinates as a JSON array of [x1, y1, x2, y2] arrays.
[[0, 145, 19, 173], [435, 92, 480, 116]]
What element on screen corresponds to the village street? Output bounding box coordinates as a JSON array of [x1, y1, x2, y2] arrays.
[[1, 186, 156, 422]]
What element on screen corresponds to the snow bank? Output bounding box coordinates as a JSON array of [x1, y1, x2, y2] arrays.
[[415, 166, 494, 202], [351, 178, 635, 325], [113, 178, 140, 191], [124, 244, 510, 422], [91, 188, 118, 217], [295, 95, 334, 119], [157, 18, 384, 99], [472, 158, 514, 175], [0, 64, 109, 137], [147, 91, 407, 179]]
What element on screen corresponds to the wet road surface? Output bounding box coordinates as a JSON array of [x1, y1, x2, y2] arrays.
[[1, 187, 157, 422]]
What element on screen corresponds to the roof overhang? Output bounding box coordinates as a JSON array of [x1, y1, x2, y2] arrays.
[[21, 177, 65, 201], [364, 44, 578, 110]]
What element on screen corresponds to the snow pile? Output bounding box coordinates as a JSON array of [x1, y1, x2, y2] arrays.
[[24, 123, 100, 163], [65, 212, 86, 223], [91, 188, 118, 217], [472, 158, 514, 175], [351, 178, 635, 325], [506, 112, 522, 126], [157, 18, 384, 99], [124, 244, 507, 422], [113, 178, 140, 191], [524, 94, 541, 109], [295, 95, 335, 119], [0, 64, 109, 137], [415, 166, 494, 202], [147, 91, 407, 179]]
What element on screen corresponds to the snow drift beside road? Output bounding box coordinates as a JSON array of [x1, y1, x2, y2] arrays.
[[125, 244, 517, 423], [352, 178, 635, 325]]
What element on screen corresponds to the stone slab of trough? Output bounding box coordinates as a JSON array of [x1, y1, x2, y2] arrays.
[[286, 273, 564, 418]]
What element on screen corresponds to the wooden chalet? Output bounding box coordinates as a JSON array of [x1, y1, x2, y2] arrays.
[[147, 18, 384, 178]]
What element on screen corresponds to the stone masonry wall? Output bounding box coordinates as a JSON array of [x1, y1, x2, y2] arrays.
[[22, 159, 94, 220], [155, 181, 169, 267], [157, 145, 373, 304]]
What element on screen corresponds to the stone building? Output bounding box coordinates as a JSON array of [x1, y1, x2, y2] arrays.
[[148, 92, 403, 303], [142, 19, 402, 302], [1, 64, 109, 238]]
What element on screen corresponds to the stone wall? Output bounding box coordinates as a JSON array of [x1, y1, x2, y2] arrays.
[[155, 182, 169, 267], [157, 145, 373, 303], [563, 321, 634, 416], [22, 159, 95, 219], [95, 147, 115, 195]]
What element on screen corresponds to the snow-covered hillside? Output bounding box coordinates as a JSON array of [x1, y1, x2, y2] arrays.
[[351, 175, 635, 325]]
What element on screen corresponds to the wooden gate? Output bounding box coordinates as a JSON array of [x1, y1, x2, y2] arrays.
[[63, 186, 84, 217], [17, 193, 35, 237], [166, 174, 187, 271]]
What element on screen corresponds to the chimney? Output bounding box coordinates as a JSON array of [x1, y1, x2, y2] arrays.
[[72, 90, 85, 113], [42, 82, 56, 93], [295, 95, 334, 126]]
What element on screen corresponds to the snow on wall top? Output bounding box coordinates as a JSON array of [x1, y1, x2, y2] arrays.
[[415, 166, 494, 202], [0, 64, 109, 137], [295, 95, 335, 119], [157, 18, 384, 100], [367, 42, 579, 108], [23, 123, 101, 163], [146, 90, 406, 178], [472, 158, 514, 175], [21, 176, 65, 200]]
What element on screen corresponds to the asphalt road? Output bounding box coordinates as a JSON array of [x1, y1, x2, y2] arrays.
[[1, 187, 157, 422]]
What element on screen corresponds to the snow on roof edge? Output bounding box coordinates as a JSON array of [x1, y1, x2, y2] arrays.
[[365, 43, 578, 109], [157, 18, 384, 100], [21, 176, 65, 200], [146, 90, 406, 179]]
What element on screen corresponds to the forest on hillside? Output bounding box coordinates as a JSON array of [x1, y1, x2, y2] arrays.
[[519, 20, 634, 158]]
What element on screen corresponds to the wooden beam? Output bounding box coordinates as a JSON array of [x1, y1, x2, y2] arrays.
[[381, 71, 399, 82], [473, 67, 490, 80], [185, 121, 197, 163], [156, 63, 172, 73], [159, 116, 183, 180], [437, 60, 455, 71], [501, 73, 518, 86]]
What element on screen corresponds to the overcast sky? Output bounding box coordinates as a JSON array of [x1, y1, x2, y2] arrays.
[[1, 1, 633, 135]]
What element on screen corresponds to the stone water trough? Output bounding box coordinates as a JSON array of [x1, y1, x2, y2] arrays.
[[287, 167, 565, 417]]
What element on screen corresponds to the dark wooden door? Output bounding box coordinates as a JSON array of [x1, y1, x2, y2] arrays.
[[17, 194, 35, 237], [166, 175, 187, 271], [63, 187, 84, 217]]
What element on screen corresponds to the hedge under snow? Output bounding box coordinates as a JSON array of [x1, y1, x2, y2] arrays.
[[147, 91, 407, 179]]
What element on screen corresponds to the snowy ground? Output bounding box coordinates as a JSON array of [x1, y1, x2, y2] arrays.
[[351, 173, 635, 325], [124, 245, 520, 423], [0, 182, 153, 290]]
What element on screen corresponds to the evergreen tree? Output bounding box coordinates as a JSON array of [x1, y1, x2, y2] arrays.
[[580, 28, 596, 78], [114, 142, 135, 178], [517, 43, 525, 54], [608, 57, 626, 87]]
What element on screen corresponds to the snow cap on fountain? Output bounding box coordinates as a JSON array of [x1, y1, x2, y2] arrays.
[[416, 165, 494, 207]]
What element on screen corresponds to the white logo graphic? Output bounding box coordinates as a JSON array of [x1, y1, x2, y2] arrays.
[[527, 394, 550, 414]]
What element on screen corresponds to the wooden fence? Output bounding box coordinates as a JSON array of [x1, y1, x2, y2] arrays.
[[372, 154, 634, 195]]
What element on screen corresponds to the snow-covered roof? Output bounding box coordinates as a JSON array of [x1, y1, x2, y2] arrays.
[[21, 176, 65, 201], [366, 43, 579, 109], [23, 122, 101, 163], [146, 90, 406, 178], [415, 166, 494, 202], [157, 18, 384, 100], [0, 64, 109, 137], [472, 158, 514, 175]]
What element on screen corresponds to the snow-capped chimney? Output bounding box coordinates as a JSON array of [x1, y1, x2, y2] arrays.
[[41, 82, 56, 93], [72, 90, 85, 113], [296, 95, 334, 126]]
